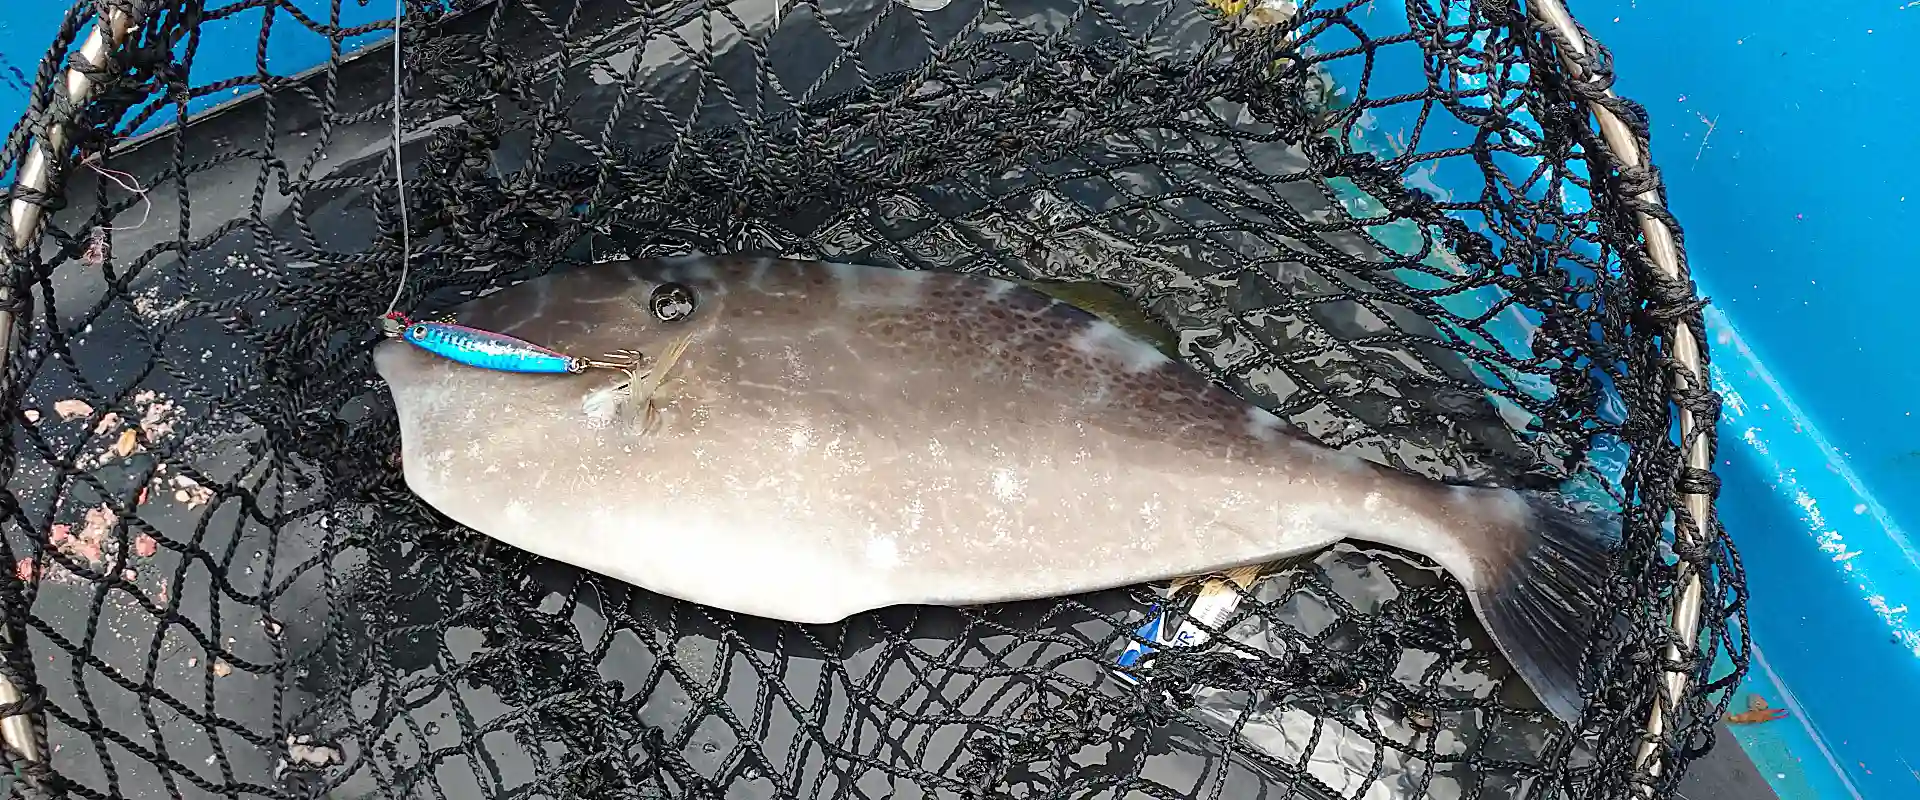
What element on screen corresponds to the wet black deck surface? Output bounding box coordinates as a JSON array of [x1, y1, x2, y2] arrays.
[[1678, 728, 1775, 800]]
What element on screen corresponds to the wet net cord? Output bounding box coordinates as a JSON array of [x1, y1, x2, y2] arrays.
[[0, 0, 1746, 798], [1520, 0, 1726, 791], [0, 1, 144, 792]]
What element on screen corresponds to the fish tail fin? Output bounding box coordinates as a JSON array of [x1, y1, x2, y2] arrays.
[[1468, 488, 1622, 725]]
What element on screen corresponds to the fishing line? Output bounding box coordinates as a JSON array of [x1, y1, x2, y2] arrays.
[[85, 162, 152, 232], [383, 0, 411, 320], [81, 162, 155, 269]]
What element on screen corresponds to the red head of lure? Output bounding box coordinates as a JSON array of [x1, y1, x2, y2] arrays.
[[383, 311, 590, 374]]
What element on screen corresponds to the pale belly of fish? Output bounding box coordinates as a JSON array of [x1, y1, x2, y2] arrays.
[[373, 256, 1618, 724]]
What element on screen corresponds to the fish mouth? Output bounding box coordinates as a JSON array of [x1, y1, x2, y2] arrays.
[[370, 337, 431, 388]]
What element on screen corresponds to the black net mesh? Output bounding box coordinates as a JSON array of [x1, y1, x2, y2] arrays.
[[0, 0, 1747, 797]]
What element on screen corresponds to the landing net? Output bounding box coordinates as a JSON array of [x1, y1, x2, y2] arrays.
[[0, 0, 1744, 797]]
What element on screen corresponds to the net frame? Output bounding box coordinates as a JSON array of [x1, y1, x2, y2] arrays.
[[1519, 2, 1718, 788], [0, 0, 1735, 796], [0, 2, 143, 784]]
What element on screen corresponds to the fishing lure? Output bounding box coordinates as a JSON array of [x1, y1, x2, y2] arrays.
[[382, 312, 638, 374]]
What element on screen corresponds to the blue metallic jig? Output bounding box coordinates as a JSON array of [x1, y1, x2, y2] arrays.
[[383, 313, 641, 375], [401, 320, 585, 373]]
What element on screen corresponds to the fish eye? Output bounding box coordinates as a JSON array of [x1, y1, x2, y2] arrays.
[[649, 282, 696, 323], [407, 324, 428, 338]]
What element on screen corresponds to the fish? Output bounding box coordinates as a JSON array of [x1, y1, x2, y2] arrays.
[[371, 255, 1620, 724]]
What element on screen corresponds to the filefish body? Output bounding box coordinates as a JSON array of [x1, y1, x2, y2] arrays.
[[371, 256, 1618, 723]]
